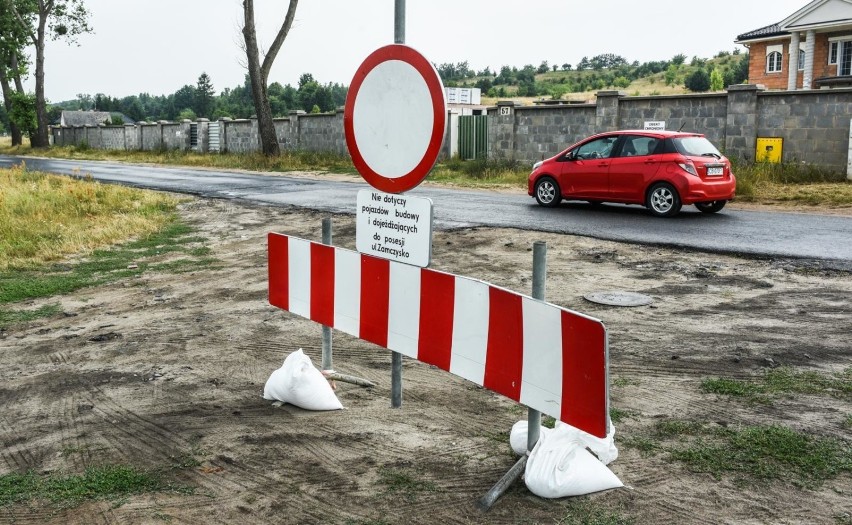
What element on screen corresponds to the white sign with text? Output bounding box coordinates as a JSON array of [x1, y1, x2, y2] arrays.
[[643, 121, 666, 130], [356, 189, 433, 267]]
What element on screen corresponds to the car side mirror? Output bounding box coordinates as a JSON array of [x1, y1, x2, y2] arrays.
[[562, 151, 575, 161]]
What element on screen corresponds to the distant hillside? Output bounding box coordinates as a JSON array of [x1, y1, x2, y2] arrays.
[[436, 52, 749, 105]]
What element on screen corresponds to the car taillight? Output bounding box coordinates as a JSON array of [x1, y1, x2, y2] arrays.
[[677, 160, 698, 177]]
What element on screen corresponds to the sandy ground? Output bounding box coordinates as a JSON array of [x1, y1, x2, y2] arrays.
[[1, 196, 850, 524]]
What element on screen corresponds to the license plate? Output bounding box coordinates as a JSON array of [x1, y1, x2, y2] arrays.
[[707, 167, 724, 176]]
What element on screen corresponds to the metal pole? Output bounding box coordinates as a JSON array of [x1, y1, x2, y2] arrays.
[[528, 241, 547, 451], [394, 0, 405, 44], [322, 218, 333, 372], [477, 455, 528, 511], [391, 0, 405, 408]]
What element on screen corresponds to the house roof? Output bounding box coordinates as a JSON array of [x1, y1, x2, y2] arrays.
[[60, 110, 111, 127], [736, 0, 852, 42], [736, 22, 788, 42]]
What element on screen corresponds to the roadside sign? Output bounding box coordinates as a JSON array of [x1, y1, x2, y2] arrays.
[[356, 189, 433, 267], [344, 44, 447, 194], [644, 121, 666, 130]]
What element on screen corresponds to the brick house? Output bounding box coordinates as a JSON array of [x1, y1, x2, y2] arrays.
[[736, 0, 852, 90]]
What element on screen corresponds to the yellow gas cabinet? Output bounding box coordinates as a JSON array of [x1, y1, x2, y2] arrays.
[[756, 137, 783, 163]]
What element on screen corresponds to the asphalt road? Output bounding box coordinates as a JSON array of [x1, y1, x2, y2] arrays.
[[3, 155, 851, 267]]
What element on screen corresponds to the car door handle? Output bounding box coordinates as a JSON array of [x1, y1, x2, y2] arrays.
[[644, 159, 657, 164], [597, 162, 609, 167]]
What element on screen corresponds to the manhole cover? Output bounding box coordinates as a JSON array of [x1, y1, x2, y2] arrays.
[[583, 291, 653, 307]]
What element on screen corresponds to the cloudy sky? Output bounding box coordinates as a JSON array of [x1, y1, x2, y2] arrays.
[[23, 0, 809, 102]]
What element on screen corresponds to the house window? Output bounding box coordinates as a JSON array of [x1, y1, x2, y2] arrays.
[[842, 41, 852, 76], [767, 51, 783, 73], [798, 48, 805, 70], [829, 38, 852, 75]]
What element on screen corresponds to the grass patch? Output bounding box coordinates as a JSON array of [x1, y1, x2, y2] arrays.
[[620, 419, 852, 488], [701, 367, 852, 404], [612, 376, 640, 388], [732, 159, 852, 206], [376, 467, 438, 502], [0, 144, 359, 176], [556, 501, 634, 525], [0, 168, 214, 329], [609, 407, 638, 424], [0, 221, 212, 307], [0, 304, 62, 326], [428, 157, 529, 188], [0, 165, 180, 271], [0, 464, 193, 509], [670, 424, 851, 488]]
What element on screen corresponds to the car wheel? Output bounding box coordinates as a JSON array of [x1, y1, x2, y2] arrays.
[[695, 200, 727, 213], [534, 177, 562, 207], [646, 182, 682, 217]]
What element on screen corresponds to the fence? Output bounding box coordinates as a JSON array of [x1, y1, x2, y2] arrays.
[[489, 85, 852, 174], [50, 85, 852, 175]]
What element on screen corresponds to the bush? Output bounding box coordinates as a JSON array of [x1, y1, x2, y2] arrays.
[[685, 69, 711, 92]]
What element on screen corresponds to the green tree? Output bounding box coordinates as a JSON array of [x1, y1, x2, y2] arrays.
[[0, 0, 32, 146], [733, 53, 749, 84], [685, 69, 711, 92], [2, 0, 92, 147], [176, 108, 196, 121], [664, 64, 679, 86], [194, 72, 215, 118], [172, 84, 195, 118], [710, 69, 724, 91], [8, 90, 36, 138]]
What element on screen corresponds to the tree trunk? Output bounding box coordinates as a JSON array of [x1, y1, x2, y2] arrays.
[[32, 2, 49, 148], [0, 54, 23, 146], [241, 0, 298, 157], [242, 0, 278, 156]]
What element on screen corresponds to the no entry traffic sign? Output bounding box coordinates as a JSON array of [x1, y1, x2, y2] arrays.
[[344, 44, 447, 194]]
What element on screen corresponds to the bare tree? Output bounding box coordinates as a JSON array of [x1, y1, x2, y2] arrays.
[[241, 0, 298, 156], [3, 0, 90, 147]]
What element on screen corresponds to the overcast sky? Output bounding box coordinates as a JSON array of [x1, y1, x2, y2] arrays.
[[25, 0, 808, 102]]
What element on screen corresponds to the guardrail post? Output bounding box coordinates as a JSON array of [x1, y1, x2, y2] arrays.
[[479, 240, 546, 510], [528, 241, 546, 451], [322, 217, 333, 371]]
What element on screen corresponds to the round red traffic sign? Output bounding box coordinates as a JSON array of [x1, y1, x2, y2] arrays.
[[344, 44, 446, 194]]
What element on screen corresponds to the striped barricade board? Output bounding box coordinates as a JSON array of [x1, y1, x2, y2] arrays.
[[268, 232, 609, 438]]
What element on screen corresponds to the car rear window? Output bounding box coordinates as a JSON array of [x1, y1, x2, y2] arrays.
[[672, 136, 722, 157]]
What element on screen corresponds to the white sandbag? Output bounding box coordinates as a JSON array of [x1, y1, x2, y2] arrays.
[[263, 349, 343, 411], [567, 421, 619, 465], [510, 420, 530, 455], [510, 420, 555, 455], [524, 423, 623, 498], [509, 419, 618, 464]]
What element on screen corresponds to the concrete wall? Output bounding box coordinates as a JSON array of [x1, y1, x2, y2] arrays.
[[49, 87, 852, 173], [757, 89, 852, 166], [487, 85, 852, 173]]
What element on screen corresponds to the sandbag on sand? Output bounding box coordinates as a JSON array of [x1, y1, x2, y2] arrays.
[[523, 421, 622, 498], [263, 349, 343, 411]]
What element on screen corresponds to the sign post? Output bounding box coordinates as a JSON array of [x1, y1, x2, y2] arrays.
[[344, 18, 447, 409]]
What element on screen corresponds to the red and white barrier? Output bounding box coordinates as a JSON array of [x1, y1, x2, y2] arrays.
[[268, 232, 609, 438]]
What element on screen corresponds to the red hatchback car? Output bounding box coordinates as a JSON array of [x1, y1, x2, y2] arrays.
[[528, 130, 736, 217]]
